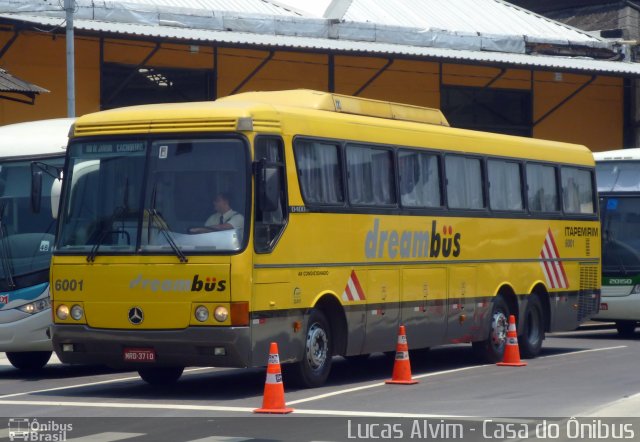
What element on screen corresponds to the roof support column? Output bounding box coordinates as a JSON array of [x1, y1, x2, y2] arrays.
[[230, 51, 274, 95], [64, 0, 76, 117], [212, 45, 218, 100], [533, 74, 597, 127], [354, 58, 394, 96], [328, 54, 335, 93]]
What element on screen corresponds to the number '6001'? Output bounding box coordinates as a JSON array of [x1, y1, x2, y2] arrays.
[[54, 279, 84, 291]]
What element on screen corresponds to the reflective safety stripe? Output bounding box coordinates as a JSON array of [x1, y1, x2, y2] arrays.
[[266, 372, 283, 384], [268, 354, 280, 365], [395, 351, 409, 360], [397, 335, 407, 345], [507, 337, 518, 345]]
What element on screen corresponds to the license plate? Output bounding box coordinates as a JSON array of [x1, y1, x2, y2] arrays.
[[123, 348, 156, 362]]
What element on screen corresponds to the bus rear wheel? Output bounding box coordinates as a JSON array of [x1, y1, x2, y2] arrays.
[[615, 320, 637, 337], [6, 351, 52, 371], [138, 366, 184, 385], [519, 295, 545, 358], [291, 309, 333, 388], [473, 296, 509, 363]]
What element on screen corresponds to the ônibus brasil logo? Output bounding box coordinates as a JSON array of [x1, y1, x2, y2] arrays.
[[365, 218, 461, 259], [129, 274, 226, 292]]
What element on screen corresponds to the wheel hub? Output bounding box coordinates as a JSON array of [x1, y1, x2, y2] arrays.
[[306, 323, 328, 370], [490, 311, 508, 348]]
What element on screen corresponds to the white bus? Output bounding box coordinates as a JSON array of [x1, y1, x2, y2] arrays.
[[594, 148, 640, 336], [0, 118, 72, 370]]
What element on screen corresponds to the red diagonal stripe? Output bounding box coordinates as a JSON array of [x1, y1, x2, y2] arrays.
[[344, 283, 354, 301], [547, 229, 568, 287], [350, 270, 366, 300]]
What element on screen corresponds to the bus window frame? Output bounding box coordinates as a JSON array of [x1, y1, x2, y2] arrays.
[[253, 135, 289, 254], [292, 136, 348, 209], [443, 152, 488, 213], [486, 157, 526, 214], [524, 160, 562, 217], [559, 165, 598, 217], [396, 147, 445, 211], [344, 142, 398, 209]]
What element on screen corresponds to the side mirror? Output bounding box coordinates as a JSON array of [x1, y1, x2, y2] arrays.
[[31, 170, 43, 214], [257, 159, 281, 212], [51, 178, 62, 219]]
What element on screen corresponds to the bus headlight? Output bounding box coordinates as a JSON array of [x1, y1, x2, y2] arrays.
[[56, 305, 70, 320], [214, 306, 229, 322], [195, 305, 209, 322], [17, 297, 51, 315], [70, 305, 84, 321]]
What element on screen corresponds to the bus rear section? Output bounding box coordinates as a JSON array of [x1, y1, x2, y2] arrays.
[[594, 149, 640, 336], [0, 118, 71, 371]]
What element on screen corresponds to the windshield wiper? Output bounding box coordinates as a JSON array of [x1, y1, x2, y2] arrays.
[[86, 206, 130, 263], [0, 202, 15, 289], [148, 183, 187, 263], [87, 177, 131, 263]]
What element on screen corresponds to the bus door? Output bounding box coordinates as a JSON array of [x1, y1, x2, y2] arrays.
[[401, 268, 447, 349], [361, 269, 400, 354], [446, 266, 477, 342]]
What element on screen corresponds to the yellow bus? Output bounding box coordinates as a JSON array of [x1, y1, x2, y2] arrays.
[[50, 90, 600, 387]]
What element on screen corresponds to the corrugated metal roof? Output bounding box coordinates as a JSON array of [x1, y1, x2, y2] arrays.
[[0, 68, 49, 94], [2, 13, 640, 76], [102, 0, 306, 16], [339, 0, 599, 43]]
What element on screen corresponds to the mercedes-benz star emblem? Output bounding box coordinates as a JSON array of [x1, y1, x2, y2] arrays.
[[128, 307, 144, 325]]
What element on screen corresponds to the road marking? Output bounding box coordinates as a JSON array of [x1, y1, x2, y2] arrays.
[[0, 367, 213, 400], [66, 432, 145, 442], [0, 399, 463, 418], [287, 364, 490, 405], [187, 437, 251, 442], [540, 345, 627, 359]]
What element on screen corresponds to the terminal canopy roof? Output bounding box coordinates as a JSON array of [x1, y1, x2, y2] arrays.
[[0, 68, 48, 105]]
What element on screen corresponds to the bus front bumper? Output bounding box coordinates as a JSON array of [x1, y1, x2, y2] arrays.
[[52, 325, 251, 368], [592, 292, 640, 322], [0, 309, 53, 352]]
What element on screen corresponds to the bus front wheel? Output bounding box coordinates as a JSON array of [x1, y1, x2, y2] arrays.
[[291, 309, 333, 388], [138, 366, 184, 385], [473, 296, 509, 363], [519, 295, 545, 358], [6, 351, 52, 371]]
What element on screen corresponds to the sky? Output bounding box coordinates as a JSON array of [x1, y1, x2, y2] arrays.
[[277, 0, 331, 17]]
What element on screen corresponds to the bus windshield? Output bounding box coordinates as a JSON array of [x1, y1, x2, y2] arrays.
[[596, 161, 640, 192], [57, 137, 249, 256], [0, 158, 62, 291], [600, 196, 640, 276]]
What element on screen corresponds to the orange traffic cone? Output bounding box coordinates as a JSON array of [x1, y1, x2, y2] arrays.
[[386, 325, 419, 385], [254, 342, 294, 414], [497, 315, 527, 367]]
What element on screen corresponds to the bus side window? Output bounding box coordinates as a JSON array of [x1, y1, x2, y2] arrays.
[[254, 136, 287, 253]]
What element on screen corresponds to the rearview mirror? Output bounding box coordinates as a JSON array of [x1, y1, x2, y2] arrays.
[[31, 170, 43, 214]]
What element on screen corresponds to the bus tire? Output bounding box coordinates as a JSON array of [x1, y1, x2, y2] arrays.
[[6, 351, 52, 371], [291, 309, 332, 388], [138, 366, 184, 385], [472, 296, 510, 363], [615, 320, 637, 337], [519, 295, 545, 358]]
